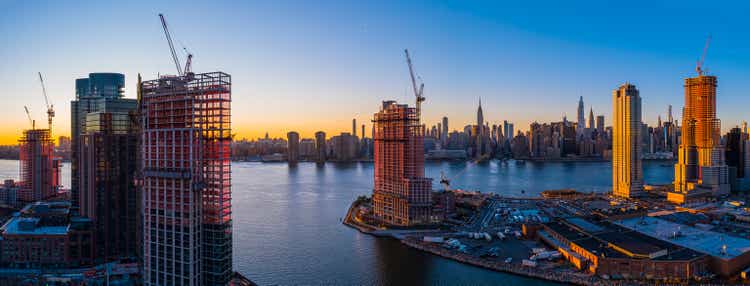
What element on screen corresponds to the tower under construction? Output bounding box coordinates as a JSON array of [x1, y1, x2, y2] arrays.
[[670, 75, 730, 203], [140, 72, 232, 286], [18, 128, 59, 204], [372, 100, 432, 226]]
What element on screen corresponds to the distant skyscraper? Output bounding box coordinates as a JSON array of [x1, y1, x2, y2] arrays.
[[362, 124, 366, 140], [507, 123, 514, 141], [725, 127, 746, 192], [672, 74, 730, 202], [577, 96, 585, 134], [441, 116, 448, 145], [743, 121, 748, 135], [140, 72, 232, 286], [503, 120, 513, 141], [353, 118, 357, 137], [476, 98, 485, 157], [315, 131, 327, 163], [71, 73, 133, 213], [19, 128, 59, 203], [668, 104, 673, 123], [372, 101, 432, 226], [596, 115, 605, 135], [612, 83, 643, 198], [588, 107, 594, 129], [80, 111, 138, 262], [287, 131, 300, 164]]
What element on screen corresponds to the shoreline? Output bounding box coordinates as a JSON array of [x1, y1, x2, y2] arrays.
[[341, 202, 613, 286]]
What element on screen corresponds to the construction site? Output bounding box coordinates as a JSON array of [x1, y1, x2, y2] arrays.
[[139, 13, 234, 286]]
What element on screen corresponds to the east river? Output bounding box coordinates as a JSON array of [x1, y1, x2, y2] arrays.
[[0, 159, 675, 285]]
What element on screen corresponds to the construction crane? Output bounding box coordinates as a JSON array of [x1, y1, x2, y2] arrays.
[[183, 47, 193, 76], [404, 49, 425, 124], [38, 72, 54, 134], [696, 35, 711, 76], [24, 106, 34, 129], [159, 13, 193, 78], [440, 171, 451, 192]]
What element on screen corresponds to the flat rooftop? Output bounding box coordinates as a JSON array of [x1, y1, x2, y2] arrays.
[[616, 216, 750, 260], [1, 217, 68, 236]]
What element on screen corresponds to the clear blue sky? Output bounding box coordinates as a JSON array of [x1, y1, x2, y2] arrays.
[[1, 0, 748, 143]]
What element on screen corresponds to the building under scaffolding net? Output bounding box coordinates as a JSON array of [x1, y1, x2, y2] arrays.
[[140, 71, 232, 286], [18, 128, 59, 204], [372, 100, 432, 227]]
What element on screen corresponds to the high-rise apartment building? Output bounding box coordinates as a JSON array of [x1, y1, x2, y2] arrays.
[[588, 108, 594, 129], [315, 131, 326, 163], [596, 115, 605, 135], [140, 72, 232, 286], [71, 73, 135, 213], [18, 128, 59, 203], [80, 111, 139, 261], [671, 75, 730, 203], [612, 83, 643, 198], [352, 118, 357, 137], [441, 116, 448, 145], [287, 131, 300, 164], [372, 101, 432, 226]]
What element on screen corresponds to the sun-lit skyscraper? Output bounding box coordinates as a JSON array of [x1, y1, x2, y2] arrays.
[[372, 100, 432, 226], [140, 72, 232, 286], [612, 83, 643, 198], [671, 74, 730, 203]]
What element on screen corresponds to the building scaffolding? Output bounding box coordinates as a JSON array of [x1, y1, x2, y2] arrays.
[[18, 128, 58, 203], [140, 71, 232, 286], [372, 101, 431, 226]]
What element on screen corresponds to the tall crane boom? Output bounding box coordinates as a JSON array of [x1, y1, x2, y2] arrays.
[[696, 35, 711, 76], [404, 49, 425, 125], [38, 72, 54, 133], [24, 106, 34, 129], [159, 13, 183, 76]]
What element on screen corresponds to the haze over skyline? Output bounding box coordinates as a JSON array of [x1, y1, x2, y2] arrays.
[[1, 0, 749, 144]]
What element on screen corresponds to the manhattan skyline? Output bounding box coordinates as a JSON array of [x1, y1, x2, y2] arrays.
[[1, 1, 750, 145]]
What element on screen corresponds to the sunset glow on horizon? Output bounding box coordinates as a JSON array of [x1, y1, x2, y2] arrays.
[[1, 1, 749, 145]]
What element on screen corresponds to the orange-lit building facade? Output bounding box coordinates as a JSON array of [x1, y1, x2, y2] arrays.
[[18, 128, 59, 203], [372, 101, 431, 226], [140, 72, 232, 286], [672, 75, 730, 203]]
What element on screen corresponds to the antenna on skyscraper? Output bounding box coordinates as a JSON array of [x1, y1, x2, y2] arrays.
[[696, 35, 711, 76]]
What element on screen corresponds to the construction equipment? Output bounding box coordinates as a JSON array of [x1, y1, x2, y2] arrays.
[[440, 171, 451, 192], [696, 35, 711, 76], [24, 106, 34, 129], [159, 13, 193, 78], [404, 49, 425, 124], [38, 72, 54, 134]]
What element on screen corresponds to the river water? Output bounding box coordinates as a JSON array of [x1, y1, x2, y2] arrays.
[[0, 159, 674, 285]]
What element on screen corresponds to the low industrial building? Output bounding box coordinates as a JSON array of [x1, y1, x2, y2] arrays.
[[534, 218, 709, 280], [0, 201, 94, 268], [616, 216, 750, 277]]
